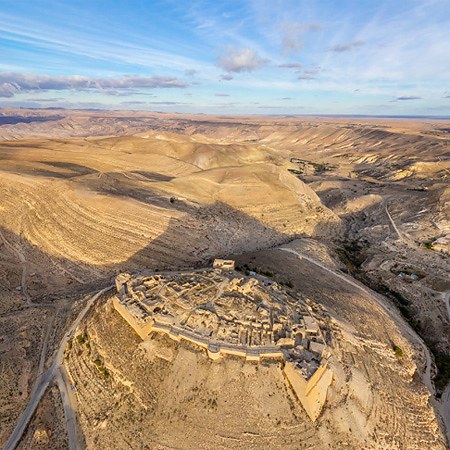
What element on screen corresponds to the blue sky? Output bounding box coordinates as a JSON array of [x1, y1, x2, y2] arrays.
[[0, 0, 449, 115]]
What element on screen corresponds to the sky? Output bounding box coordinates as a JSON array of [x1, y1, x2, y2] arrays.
[[0, 0, 450, 116]]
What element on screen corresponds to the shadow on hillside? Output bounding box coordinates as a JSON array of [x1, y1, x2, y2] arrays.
[[0, 162, 98, 180], [0, 115, 63, 125], [0, 189, 338, 304], [68, 171, 186, 211]]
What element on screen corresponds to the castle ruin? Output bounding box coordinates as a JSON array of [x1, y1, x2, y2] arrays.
[[113, 268, 333, 421]]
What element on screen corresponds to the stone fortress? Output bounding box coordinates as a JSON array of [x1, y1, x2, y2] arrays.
[[113, 263, 333, 421]]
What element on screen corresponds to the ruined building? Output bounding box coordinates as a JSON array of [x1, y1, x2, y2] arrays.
[[113, 268, 333, 421]]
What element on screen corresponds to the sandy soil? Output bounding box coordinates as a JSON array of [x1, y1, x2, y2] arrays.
[[0, 110, 448, 448]]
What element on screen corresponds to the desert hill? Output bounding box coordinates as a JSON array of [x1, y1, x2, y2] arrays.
[[0, 133, 339, 282], [0, 110, 449, 449], [62, 249, 444, 449]]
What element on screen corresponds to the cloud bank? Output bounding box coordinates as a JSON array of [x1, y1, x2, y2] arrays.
[[395, 96, 421, 101], [0, 73, 188, 97]]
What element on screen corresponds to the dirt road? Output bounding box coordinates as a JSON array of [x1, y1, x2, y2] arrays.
[[276, 248, 435, 402], [2, 286, 112, 450], [56, 367, 82, 450], [0, 229, 31, 305], [441, 290, 450, 445]]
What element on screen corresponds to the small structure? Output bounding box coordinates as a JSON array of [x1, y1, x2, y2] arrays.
[[213, 259, 235, 270]]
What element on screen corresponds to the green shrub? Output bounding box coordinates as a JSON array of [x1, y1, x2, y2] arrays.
[[430, 345, 450, 390]]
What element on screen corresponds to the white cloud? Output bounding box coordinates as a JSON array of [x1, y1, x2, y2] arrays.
[[280, 22, 323, 55], [217, 46, 268, 73]]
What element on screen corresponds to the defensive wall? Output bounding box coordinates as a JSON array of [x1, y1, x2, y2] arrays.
[[113, 289, 332, 421], [113, 295, 284, 362], [283, 360, 333, 422]]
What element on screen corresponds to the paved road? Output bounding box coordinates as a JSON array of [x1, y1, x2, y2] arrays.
[[444, 291, 450, 324], [277, 247, 450, 441], [56, 367, 80, 450], [384, 202, 450, 443], [441, 383, 450, 446], [2, 286, 113, 450]]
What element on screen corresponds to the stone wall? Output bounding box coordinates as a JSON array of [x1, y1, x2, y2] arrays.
[[113, 296, 284, 362], [283, 361, 333, 421], [113, 296, 153, 339]]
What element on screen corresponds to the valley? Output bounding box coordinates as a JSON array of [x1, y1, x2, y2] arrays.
[[0, 109, 448, 449]]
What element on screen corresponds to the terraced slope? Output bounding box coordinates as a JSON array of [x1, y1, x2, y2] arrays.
[[63, 253, 445, 449], [0, 133, 339, 287], [1, 112, 448, 449]]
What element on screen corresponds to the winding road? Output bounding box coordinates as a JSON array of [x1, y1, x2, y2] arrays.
[[276, 246, 446, 439], [384, 202, 450, 442], [2, 286, 113, 450], [56, 366, 82, 450]]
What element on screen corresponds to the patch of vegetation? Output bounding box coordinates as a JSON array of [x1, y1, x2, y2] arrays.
[[393, 345, 403, 357], [76, 334, 87, 345], [429, 344, 450, 391], [289, 158, 337, 174], [93, 357, 110, 378], [260, 269, 274, 278], [208, 398, 218, 409], [423, 241, 434, 250], [99, 367, 110, 378]]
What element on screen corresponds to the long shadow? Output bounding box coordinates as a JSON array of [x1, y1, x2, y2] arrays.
[[38, 161, 98, 176], [0, 162, 98, 180], [0, 115, 63, 125], [70, 171, 191, 212], [0, 187, 338, 305]]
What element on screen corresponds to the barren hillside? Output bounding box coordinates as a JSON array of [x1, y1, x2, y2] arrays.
[[0, 110, 449, 449]]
